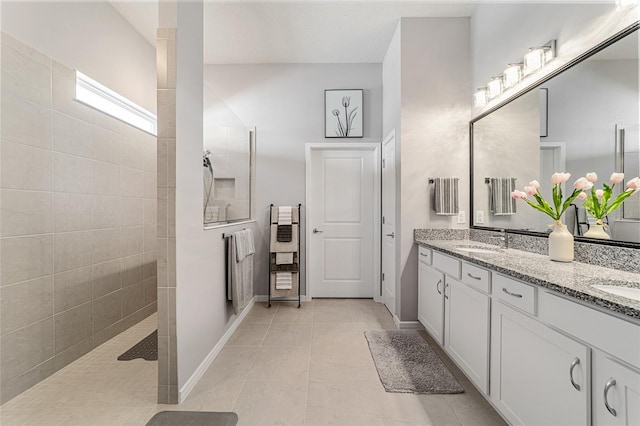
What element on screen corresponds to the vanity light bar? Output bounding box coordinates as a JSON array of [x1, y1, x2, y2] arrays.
[[75, 71, 157, 135], [473, 40, 556, 108]]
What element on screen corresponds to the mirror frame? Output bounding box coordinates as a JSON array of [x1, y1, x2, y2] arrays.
[[470, 21, 640, 249]]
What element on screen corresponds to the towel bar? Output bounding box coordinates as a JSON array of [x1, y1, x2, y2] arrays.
[[485, 177, 517, 184], [428, 178, 459, 184]]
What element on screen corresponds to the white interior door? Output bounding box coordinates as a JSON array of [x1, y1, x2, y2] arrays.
[[307, 144, 380, 298], [382, 131, 396, 314]]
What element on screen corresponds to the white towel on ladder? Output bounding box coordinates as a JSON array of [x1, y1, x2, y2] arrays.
[[278, 206, 292, 225], [275, 272, 293, 290]]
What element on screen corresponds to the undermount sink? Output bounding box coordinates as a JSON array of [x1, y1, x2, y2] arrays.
[[454, 245, 503, 254], [592, 285, 640, 302]]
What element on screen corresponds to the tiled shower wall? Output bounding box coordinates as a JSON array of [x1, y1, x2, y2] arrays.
[[0, 33, 157, 403], [156, 28, 178, 404]]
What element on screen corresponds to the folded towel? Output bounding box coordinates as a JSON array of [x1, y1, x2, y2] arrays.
[[234, 229, 255, 261], [489, 178, 517, 215], [271, 206, 299, 224], [270, 224, 298, 252], [276, 252, 293, 265], [277, 225, 293, 242], [433, 178, 459, 215], [278, 206, 292, 225], [275, 272, 292, 290]]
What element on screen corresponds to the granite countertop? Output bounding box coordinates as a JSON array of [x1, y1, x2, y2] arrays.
[[415, 237, 640, 322]]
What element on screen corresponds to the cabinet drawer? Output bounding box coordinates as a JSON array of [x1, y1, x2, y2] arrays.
[[462, 262, 491, 293], [494, 274, 536, 315], [432, 251, 461, 279], [418, 246, 432, 265]]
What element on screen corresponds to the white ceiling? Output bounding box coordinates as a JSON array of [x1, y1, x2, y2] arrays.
[[110, 1, 479, 64]]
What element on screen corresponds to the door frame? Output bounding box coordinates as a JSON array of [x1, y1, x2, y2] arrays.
[[381, 129, 396, 313], [305, 143, 381, 301]]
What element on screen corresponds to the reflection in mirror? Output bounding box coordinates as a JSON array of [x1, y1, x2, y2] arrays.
[[472, 27, 639, 244], [619, 123, 640, 220], [203, 127, 253, 225]]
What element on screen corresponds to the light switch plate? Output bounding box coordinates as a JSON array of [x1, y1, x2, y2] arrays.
[[457, 211, 466, 224], [476, 210, 485, 224]]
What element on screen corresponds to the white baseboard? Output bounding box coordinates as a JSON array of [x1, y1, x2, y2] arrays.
[[178, 297, 256, 403], [393, 315, 424, 330], [254, 295, 311, 303]]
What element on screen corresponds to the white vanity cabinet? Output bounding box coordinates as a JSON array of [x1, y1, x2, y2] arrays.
[[444, 277, 490, 393], [417, 247, 445, 345], [491, 300, 590, 425], [592, 351, 640, 426], [418, 248, 490, 393]]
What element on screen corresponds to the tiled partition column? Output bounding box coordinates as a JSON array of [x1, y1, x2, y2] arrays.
[[0, 33, 157, 403], [156, 28, 179, 404]]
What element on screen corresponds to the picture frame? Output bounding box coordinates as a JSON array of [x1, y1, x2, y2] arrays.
[[540, 88, 548, 137], [325, 89, 363, 138]]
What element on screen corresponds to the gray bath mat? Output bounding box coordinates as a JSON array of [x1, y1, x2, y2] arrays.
[[364, 330, 464, 394], [146, 411, 238, 426], [118, 330, 157, 361]]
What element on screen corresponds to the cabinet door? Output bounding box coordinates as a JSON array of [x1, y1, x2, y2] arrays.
[[444, 279, 490, 394], [593, 351, 640, 426], [491, 301, 590, 426], [418, 262, 445, 345]]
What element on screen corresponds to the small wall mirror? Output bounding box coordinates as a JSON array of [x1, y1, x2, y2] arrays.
[[203, 127, 253, 226], [471, 24, 639, 245]]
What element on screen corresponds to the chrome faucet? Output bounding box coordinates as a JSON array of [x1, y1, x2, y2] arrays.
[[488, 230, 508, 249]]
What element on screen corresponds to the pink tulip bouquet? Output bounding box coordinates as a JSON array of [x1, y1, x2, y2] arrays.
[[574, 172, 640, 224], [511, 172, 583, 223]]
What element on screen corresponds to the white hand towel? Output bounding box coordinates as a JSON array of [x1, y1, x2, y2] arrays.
[[234, 229, 255, 261], [278, 206, 292, 225], [276, 252, 294, 265], [275, 272, 293, 290]]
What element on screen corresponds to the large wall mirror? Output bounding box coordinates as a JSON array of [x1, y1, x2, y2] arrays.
[[471, 24, 640, 245]]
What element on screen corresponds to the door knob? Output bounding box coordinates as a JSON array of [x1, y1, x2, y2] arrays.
[[386, 232, 395, 238], [313, 228, 323, 234]]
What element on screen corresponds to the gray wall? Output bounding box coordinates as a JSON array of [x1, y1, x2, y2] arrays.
[[0, 32, 157, 403], [203, 63, 383, 297], [382, 18, 471, 322]]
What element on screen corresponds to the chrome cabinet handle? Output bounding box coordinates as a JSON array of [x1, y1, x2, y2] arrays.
[[386, 232, 395, 238], [467, 273, 482, 280], [569, 358, 581, 391], [420, 253, 429, 257], [444, 283, 449, 299], [313, 228, 323, 234], [604, 378, 617, 417], [436, 279, 442, 295], [502, 288, 523, 298]]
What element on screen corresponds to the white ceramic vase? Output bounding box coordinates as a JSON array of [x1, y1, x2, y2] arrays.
[[584, 220, 611, 240], [548, 222, 574, 262]]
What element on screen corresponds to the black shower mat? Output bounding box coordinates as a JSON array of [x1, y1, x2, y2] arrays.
[[118, 330, 158, 361]]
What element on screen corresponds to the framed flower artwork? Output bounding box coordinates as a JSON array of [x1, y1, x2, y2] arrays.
[[325, 89, 363, 138]]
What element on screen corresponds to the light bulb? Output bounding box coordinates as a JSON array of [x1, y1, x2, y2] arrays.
[[487, 77, 503, 100], [523, 47, 546, 76], [503, 63, 522, 89], [474, 87, 488, 108], [617, 0, 638, 9]]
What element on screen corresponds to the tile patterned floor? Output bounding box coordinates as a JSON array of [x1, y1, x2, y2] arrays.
[[0, 300, 507, 425]]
